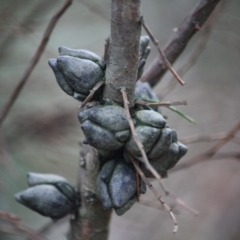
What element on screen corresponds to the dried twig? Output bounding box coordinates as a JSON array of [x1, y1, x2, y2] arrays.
[[138, 198, 165, 211], [159, 0, 227, 100], [0, 0, 72, 128], [136, 99, 187, 107], [171, 152, 240, 173], [120, 87, 163, 182], [171, 121, 240, 172], [135, 159, 140, 201], [180, 132, 228, 144], [79, 80, 105, 110], [121, 87, 197, 216], [141, 18, 185, 86], [158, 181, 199, 216], [0, 211, 46, 240], [140, 0, 221, 87], [131, 157, 178, 233]]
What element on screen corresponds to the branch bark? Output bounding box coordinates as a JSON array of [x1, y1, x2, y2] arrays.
[[0, 0, 72, 128], [75, 2, 142, 240], [103, 0, 141, 106], [140, 0, 221, 87]]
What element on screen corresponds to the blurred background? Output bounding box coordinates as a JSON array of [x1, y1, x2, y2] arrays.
[[0, 0, 240, 239]]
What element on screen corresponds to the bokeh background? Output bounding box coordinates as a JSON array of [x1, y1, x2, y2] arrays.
[[0, 0, 240, 239]]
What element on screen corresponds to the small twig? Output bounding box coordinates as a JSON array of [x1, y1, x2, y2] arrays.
[[79, 80, 105, 110], [136, 99, 187, 107], [158, 181, 199, 216], [120, 87, 163, 182], [159, 0, 227, 100], [139, 198, 180, 215], [121, 87, 196, 217], [140, 0, 221, 87], [141, 17, 185, 86], [135, 159, 140, 201], [171, 121, 240, 172], [0, 0, 72, 128], [131, 157, 178, 233], [180, 132, 227, 144], [172, 152, 240, 173], [138, 198, 165, 211], [0, 211, 46, 240]]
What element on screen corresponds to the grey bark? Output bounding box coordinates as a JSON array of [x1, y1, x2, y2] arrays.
[[103, 0, 142, 107], [69, 1, 142, 239]]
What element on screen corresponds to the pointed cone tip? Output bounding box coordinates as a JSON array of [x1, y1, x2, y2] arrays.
[[14, 192, 22, 203], [48, 58, 56, 68]]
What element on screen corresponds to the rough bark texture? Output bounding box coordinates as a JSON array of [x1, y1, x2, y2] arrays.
[[140, 0, 221, 87], [103, 0, 142, 106], [80, 149, 112, 240]]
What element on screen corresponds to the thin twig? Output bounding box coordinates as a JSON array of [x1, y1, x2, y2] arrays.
[[0, 211, 46, 240], [180, 132, 227, 144], [131, 157, 178, 233], [138, 198, 165, 211], [138, 198, 179, 214], [140, 0, 221, 87], [158, 181, 199, 216], [171, 121, 240, 172], [0, 0, 72, 128], [121, 87, 197, 216], [135, 159, 140, 201], [171, 152, 240, 173], [159, 0, 227, 100], [79, 80, 105, 110], [141, 18, 185, 86], [136, 99, 187, 107], [120, 87, 163, 182]]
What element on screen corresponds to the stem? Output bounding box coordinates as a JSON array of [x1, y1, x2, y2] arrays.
[[140, 0, 221, 87], [103, 0, 141, 106], [0, 0, 72, 128]]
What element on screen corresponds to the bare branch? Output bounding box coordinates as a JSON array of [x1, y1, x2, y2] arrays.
[[120, 87, 163, 182], [131, 157, 178, 233], [78, 147, 112, 240], [0, 211, 46, 240], [79, 80, 105, 110], [141, 18, 185, 86], [103, 0, 141, 106], [180, 132, 227, 144], [140, 0, 221, 87], [159, 0, 227, 100], [0, 0, 72, 128], [171, 121, 240, 172], [158, 181, 199, 216], [138, 198, 165, 211], [136, 100, 187, 107]]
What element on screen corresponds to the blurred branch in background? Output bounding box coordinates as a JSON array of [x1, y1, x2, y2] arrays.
[[171, 121, 240, 172], [0, 0, 72, 128], [159, 0, 227, 100], [0, 211, 46, 240], [140, 0, 221, 87]]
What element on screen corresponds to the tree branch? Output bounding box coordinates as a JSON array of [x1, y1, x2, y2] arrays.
[[0, 0, 72, 128], [103, 0, 141, 106], [0, 211, 46, 240], [140, 0, 221, 87], [171, 121, 240, 172], [78, 148, 112, 240], [158, 0, 227, 100]]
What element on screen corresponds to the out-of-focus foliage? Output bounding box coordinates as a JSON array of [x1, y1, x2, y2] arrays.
[[1, 0, 240, 240]]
